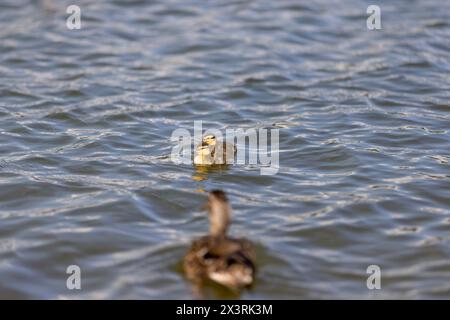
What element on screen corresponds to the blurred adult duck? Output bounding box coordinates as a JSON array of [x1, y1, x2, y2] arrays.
[[184, 190, 256, 290]]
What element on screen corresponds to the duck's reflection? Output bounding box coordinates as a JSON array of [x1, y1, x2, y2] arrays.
[[192, 164, 231, 182]]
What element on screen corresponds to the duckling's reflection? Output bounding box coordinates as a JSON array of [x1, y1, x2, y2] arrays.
[[192, 164, 231, 182]]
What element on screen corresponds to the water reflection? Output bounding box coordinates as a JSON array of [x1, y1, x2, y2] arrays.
[[192, 164, 231, 182]]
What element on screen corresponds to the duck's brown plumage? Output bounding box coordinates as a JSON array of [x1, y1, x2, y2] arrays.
[[210, 142, 236, 164], [183, 190, 256, 290]]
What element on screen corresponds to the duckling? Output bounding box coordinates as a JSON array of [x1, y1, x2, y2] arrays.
[[184, 190, 256, 290], [194, 135, 236, 165], [194, 143, 214, 165]]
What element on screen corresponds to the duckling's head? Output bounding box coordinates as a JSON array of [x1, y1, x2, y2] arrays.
[[207, 190, 231, 238], [202, 134, 216, 146]]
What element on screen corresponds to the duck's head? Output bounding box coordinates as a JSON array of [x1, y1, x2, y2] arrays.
[[202, 134, 217, 146], [207, 190, 231, 238]]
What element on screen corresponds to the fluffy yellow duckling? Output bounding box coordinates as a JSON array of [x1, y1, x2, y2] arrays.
[[193, 135, 236, 165], [184, 190, 256, 290], [194, 143, 214, 165]]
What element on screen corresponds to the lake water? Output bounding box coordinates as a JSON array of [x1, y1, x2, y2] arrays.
[[0, 0, 449, 299]]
